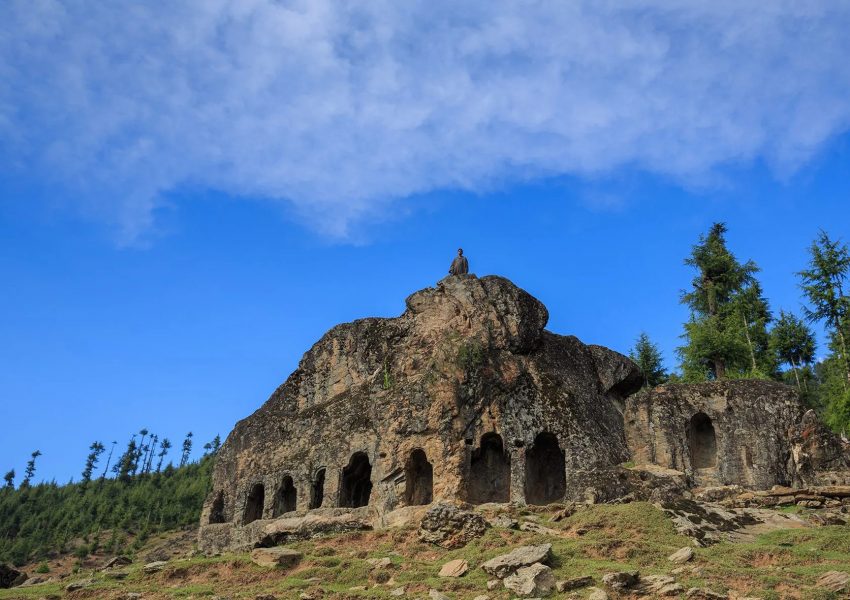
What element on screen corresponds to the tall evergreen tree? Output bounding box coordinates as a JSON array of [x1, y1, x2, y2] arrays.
[[798, 230, 850, 385], [678, 223, 765, 380], [156, 438, 172, 473], [734, 279, 774, 376], [770, 310, 816, 391], [179, 432, 193, 467], [629, 333, 668, 388], [81, 442, 105, 486], [116, 438, 138, 483], [3, 470, 13, 489], [101, 441, 117, 481], [21, 451, 42, 488], [144, 435, 159, 473]]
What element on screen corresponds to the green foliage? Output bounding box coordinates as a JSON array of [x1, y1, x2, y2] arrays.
[[629, 332, 668, 388], [770, 310, 816, 391], [0, 456, 213, 566], [456, 340, 485, 371], [678, 222, 772, 380]]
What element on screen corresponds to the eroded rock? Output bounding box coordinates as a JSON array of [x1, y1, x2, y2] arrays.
[[419, 504, 488, 549], [438, 559, 468, 577], [503, 563, 556, 597], [481, 544, 551, 579]]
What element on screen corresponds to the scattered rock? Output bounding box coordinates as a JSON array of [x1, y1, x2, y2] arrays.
[[367, 557, 393, 569], [633, 575, 683, 596], [503, 563, 556, 597], [102, 555, 132, 570], [65, 577, 95, 591], [428, 589, 450, 600], [143, 560, 169, 574], [438, 559, 468, 577], [481, 544, 552, 578], [685, 588, 726, 599], [419, 504, 489, 549], [390, 587, 405, 596], [489, 514, 518, 529], [104, 570, 130, 580], [144, 549, 170, 563], [587, 588, 609, 600], [549, 503, 579, 522], [602, 571, 638, 591], [519, 521, 559, 535], [18, 575, 50, 587], [668, 546, 695, 564], [816, 571, 850, 593], [0, 563, 26, 588], [486, 579, 500, 590], [557, 576, 593, 592], [250, 547, 302, 568]]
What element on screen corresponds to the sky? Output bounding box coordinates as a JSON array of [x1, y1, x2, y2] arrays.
[[1, 0, 850, 484]]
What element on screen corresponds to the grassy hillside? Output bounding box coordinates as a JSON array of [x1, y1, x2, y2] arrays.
[[0, 457, 212, 566]]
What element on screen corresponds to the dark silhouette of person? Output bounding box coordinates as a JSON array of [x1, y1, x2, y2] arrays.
[[449, 248, 469, 275]]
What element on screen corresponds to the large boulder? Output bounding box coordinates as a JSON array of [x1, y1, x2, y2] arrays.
[[481, 544, 551, 579], [419, 504, 488, 549], [0, 564, 25, 588], [250, 547, 302, 568]]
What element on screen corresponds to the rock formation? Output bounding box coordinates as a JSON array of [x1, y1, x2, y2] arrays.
[[198, 274, 850, 553]]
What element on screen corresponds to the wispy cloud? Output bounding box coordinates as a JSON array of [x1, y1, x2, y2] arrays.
[[2, 1, 849, 242]]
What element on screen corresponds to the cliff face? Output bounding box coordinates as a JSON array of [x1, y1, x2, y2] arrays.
[[199, 275, 641, 550]]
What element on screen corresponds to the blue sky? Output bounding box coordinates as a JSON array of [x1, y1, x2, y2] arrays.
[[1, 1, 850, 483]]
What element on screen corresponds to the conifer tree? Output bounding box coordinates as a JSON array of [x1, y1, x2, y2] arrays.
[[770, 310, 816, 391], [179, 432, 193, 467], [101, 441, 117, 481], [116, 438, 137, 483], [145, 435, 159, 473], [21, 450, 42, 488], [81, 442, 105, 486], [156, 438, 172, 472], [678, 223, 765, 380], [629, 333, 668, 388], [3, 470, 13, 489]]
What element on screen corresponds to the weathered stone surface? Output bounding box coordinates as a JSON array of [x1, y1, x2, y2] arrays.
[[816, 571, 850, 593], [438, 559, 468, 577], [587, 587, 609, 600], [419, 504, 488, 549], [0, 563, 25, 589], [199, 276, 641, 551], [685, 588, 727, 599], [102, 555, 133, 570], [481, 544, 551, 579], [250, 547, 302, 568], [790, 411, 850, 486], [503, 563, 556, 597], [668, 546, 695, 563], [556, 576, 593, 592], [601, 571, 638, 591], [428, 589, 450, 600], [65, 577, 95, 591], [486, 579, 500, 590], [143, 561, 169, 574], [18, 575, 50, 587], [632, 575, 683, 596], [366, 557, 392, 569]]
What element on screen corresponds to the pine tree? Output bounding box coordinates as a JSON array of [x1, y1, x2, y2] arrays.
[[798, 230, 850, 385], [211, 435, 221, 455], [3, 470, 13, 489], [734, 279, 775, 377], [156, 439, 172, 473], [179, 432, 193, 467], [80, 442, 105, 486], [678, 223, 765, 380], [116, 438, 137, 483], [133, 429, 149, 476], [145, 435, 159, 473], [101, 441, 117, 481], [629, 333, 668, 388], [21, 451, 42, 488], [770, 310, 816, 391]]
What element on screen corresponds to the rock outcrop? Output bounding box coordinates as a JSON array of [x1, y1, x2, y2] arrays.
[[199, 275, 640, 552]]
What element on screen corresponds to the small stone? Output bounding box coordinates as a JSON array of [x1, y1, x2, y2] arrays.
[[601, 571, 638, 591], [503, 563, 556, 597], [668, 546, 695, 564], [489, 514, 518, 529], [102, 556, 133, 570], [685, 588, 727, 599], [587, 587, 609, 600], [634, 575, 683, 596], [367, 557, 393, 569], [438, 559, 469, 578], [429, 589, 450, 600], [143, 560, 169, 573], [104, 570, 130, 580], [816, 571, 850, 593], [556, 576, 593, 592], [390, 587, 405, 596], [250, 547, 302, 568], [65, 577, 95, 591], [487, 579, 500, 590], [481, 544, 552, 578]]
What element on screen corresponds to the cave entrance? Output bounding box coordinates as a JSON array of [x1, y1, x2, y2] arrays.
[[689, 412, 717, 469], [339, 452, 373, 508], [524, 432, 566, 505], [209, 491, 225, 524], [468, 433, 511, 504], [309, 468, 325, 509], [243, 483, 265, 525], [404, 448, 433, 506], [274, 475, 297, 516]]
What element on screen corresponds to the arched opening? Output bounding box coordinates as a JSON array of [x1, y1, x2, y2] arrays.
[[243, 483, 265, 525], [273, 475, 297, 516], [309, 468, 325, 509], [689, 412, 717, 469], [467, 433, 511, 504], [209, 491, 225, 524], [404, 449, 433, 506], [524, 432, 566, 505], [339, 452, 373, 508]]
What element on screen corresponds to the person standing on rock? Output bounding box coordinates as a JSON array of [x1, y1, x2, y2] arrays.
[[449, 248, 469, 276]]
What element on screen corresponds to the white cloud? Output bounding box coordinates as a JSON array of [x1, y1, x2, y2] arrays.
[[2, 0, 849, 242]]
